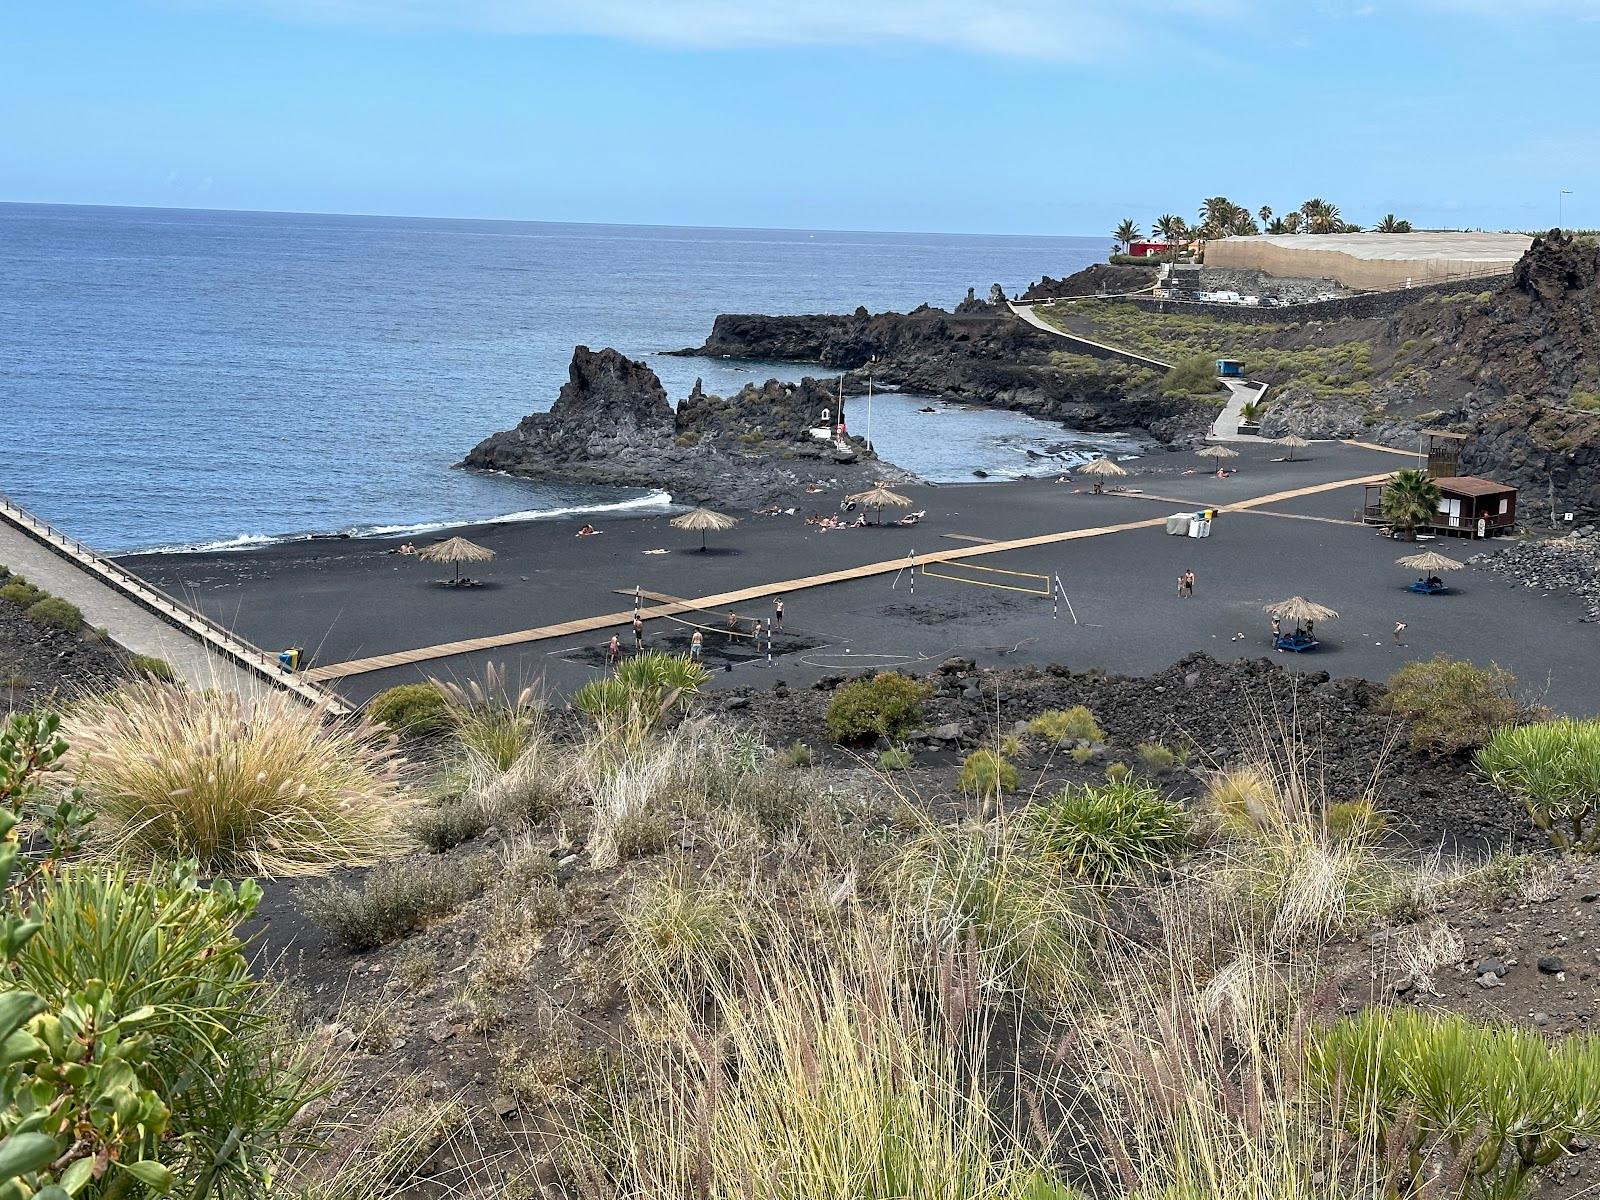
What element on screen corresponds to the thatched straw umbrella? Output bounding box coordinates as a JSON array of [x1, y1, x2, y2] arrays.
[[671, 506, 740, 551], [1278, 434, 1310, 462], [1076, 457, 1128, 494], [1395, 551, 1464, 574], [418, 536, 496, 584], [1396, 550, 1464, 591], [1264, 596, 1339, 625], [846, 486, 913, 525]]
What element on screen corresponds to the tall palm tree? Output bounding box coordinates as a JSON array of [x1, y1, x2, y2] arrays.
[[1279, 211, 1303, 234], [1300, 198, 1343, 234], [1113, 219, 1141, 254], [1376, 213, 1414, 233], [1199, 196, 1236, 239], [1154, 214, 1185, 261], [1258, 205, 1273, 231], [1382, 469, 1442, 540]]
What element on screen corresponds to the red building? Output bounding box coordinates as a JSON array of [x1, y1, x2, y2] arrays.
[[1127, 241, 1173, 258]]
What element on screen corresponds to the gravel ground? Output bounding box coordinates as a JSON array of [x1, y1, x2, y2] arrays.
[[1470, 528, 1600, 622], [0, 599, 130, 711]]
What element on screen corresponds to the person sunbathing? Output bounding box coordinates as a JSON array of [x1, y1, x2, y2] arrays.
[[576, 523, 600, 536]]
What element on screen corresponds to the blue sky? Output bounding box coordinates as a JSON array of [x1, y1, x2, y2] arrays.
[[4, 1, 1598, 235]]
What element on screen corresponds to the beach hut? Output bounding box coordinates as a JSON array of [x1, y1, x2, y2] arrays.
[[1396, 550, 1464, 595], [1278, 434, 1310, 462], [1264, 596, 1338, 652], [419, 537, 496, 586], [671, 506, 740, 551], [846, 486, 913, 526], [1076, 457, 1128, 495]]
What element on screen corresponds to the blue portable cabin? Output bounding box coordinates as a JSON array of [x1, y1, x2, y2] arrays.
[[1215, 358, 1244, 378]]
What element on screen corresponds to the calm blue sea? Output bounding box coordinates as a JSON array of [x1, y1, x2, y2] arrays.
[[0, 204, 1109, 552]]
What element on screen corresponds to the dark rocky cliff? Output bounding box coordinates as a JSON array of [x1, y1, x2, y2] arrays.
[[677, 304, 1208, 443], [462, 347, 913, 509]]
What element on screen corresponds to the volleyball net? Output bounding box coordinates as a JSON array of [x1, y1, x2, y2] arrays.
[[917, 560, 1051, 597]]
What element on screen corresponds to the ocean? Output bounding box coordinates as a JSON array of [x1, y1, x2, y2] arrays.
[[0, 203, 1113, 553]]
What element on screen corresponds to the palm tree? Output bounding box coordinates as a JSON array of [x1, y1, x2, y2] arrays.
[[1300, 198, 1343, 234], [1382, 469, 1442, 540], [1376, 213, 1414, 233], [1279, 211, 1303, 234], [1199, 196, 1236, 239], [1154, 214, 1185, 261], [1258, 205, 1273, 231], [1113, 219, 1141, 254]]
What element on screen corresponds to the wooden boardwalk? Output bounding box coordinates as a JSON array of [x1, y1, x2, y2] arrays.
[[304, 469, 1393, 684]]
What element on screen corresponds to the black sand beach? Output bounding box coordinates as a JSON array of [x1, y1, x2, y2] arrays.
[[122, 441, 1594, 714]]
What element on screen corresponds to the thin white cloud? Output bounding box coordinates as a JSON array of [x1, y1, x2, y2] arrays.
[[187, 0, 1249, 60]]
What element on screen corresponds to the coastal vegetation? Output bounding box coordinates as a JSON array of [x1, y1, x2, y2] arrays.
[[4, 636, 1599, 1198], [1111, 196, 1413, 251], [1033, 301, 1373, 398]]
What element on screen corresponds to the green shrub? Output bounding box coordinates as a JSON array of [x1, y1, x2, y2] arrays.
[[1030, 780, 1189, 882], [958, 749, 1017, 798], [878, 745, 913, 772], [1326, 799, 1387, 843], [1309, 1008, 1600, 1200], [1134, 741, 1182, 773], [1570, 389, 1600, 412], [1384, 654, 1522, 754], [0, 578, 46, 609], [4, 855, 323, 1198], [1160, 354, 1222, 398], [1070, 744, 1095, 765], [1028, 705, 1105, 745], [1104, 761, 1131, 784], [824, 672, 930, 743], [1477, 718, 1600, 853], [25, 596, 84, 633], [302, 855, 492, 951], [574, 651, 711, 725], [367, 681, 452, 736], [780, 740, 814, 768], [127, 653, 176, 682]]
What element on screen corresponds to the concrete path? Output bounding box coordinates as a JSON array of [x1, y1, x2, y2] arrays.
[[0, 498, 344, 709], [1211, 378, 1271, 441]]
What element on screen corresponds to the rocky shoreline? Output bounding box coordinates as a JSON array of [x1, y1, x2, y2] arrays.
[[462, 346, 916, 510], [672, 301, 1211, 443]]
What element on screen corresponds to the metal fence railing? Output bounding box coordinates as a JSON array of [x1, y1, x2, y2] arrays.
[[0, 494, 348, 713]]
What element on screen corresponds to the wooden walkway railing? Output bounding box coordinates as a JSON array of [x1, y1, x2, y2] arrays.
[[0, 495, 348, 713]]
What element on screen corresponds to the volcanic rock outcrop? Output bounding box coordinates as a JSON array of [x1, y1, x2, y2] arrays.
[[462, 347, 913, 509]]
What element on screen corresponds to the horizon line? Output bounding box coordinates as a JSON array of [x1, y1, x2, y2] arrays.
[[0, 198, 1108, 242]]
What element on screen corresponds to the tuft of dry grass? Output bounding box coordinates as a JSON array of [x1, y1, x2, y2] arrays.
[[65, 680, 410, 876]]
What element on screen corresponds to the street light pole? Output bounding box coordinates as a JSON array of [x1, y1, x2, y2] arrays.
[[1559, 189, 1572, 232]]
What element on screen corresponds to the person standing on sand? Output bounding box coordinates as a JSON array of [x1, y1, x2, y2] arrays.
[[774, 596, 784, 628], [1184, 569, 1196, 598], [1271, 616, 1281, 642], [632, 614, 644, 652], [1177, 573, 1186, 599], [608, 634, 620, 665], [1393, 621, 1407, 645], [690, 630, 703, 661]]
